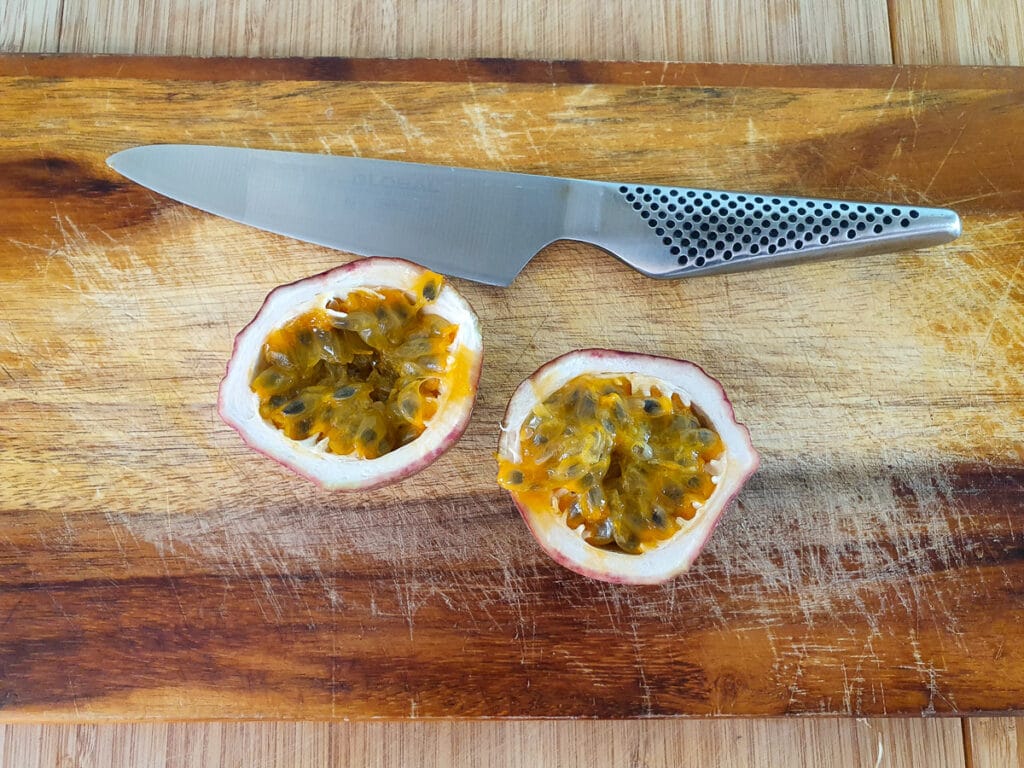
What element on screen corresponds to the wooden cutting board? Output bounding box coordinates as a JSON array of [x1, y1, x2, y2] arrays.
[[0, 56, 1021, 720]]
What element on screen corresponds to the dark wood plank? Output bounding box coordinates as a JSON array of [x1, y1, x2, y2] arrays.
[[0, 53, 1023, 89]]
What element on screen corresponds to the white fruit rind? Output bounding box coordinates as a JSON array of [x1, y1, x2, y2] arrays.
[[498, 349, 759, 584], [219, 258, 483, 490]]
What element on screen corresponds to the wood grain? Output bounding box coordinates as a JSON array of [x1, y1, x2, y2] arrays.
[[0, 0, 61, 53], [37, 0, 893, 64], [6, 54, 1024, 89], [967, 718, 1024, 768], [11, 0, 1024, 70], [0, 59, 1021, 721], [2, 0, 1023, 762], [891, 0, 1024, 65], [0, 719, 967, 767]]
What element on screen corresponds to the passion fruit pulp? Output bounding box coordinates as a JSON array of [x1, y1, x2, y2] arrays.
[[219, 258, 482, 490], [497, 350, 758, 584], [251, 273, 456, 459], [497, 373, 724, 554]]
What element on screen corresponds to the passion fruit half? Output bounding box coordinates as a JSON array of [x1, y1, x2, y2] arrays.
[[219, 257, 483, 490], [497, 350, 758, 584]]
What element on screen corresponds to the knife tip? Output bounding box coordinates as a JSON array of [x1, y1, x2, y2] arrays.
[[106, 148, 130, 173]]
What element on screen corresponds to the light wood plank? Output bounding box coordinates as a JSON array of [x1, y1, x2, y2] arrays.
[[52, 0, 892, 63], [968, 718, 1024, 768], [18, 0, 1024, 66], [0, 720, 966, 768], [891, 0, 1024, 65], [0, 0, 62, 53]]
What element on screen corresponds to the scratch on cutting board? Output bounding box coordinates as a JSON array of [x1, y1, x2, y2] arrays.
[[629, 619, 654, 716], [883, 73, 901, 106], [923, 123, 968, 196], [10, 215, 106, 287], [786, 653, 807, 710], [498, 559, 536, 663], [343, 135, 362, 157], [267, 132, 299, 151], [746, 118, 761, 146], [462, 103, 513, 166], [79, 195, 1021, 708], [370, 88, 427, 144], [896, 630, 954, 715], [563, 84, 601, 108], [111, 459, 981, 628], [50, 213, 138, 282], [916, 227, 1024, 464], [842, 662, 873, 714], [520, 126, 542, 159], [330, 624, 338, 719], [393, 575, 424, 641], [97, 442, 1022, 717], [971, 251, 1023, 373]]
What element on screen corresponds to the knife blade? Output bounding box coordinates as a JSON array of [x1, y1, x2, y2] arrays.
[[107, 144, 961, 286]]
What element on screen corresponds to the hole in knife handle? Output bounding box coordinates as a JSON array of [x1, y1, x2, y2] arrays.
[[620, 185, 926, 274]]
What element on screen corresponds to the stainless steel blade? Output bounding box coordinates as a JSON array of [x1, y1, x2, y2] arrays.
[[107, 145, 565, 285], [107, 145, 962, 286]]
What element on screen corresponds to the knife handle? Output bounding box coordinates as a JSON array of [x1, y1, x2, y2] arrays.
[[567, 181, 961, 279]]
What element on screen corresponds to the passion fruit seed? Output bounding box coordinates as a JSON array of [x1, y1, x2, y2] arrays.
[[497, 374, 724, 554], [250, 271, 458, 460]]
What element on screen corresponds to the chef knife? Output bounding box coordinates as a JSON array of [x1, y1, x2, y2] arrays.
[[107, 144, 961, 287]]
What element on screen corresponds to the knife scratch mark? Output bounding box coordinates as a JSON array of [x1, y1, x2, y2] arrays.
[[883, 72, 901, 105], [907, 87, 923, 150], [462, 103, 512, 167], [923, 124, 967, 195], [563, 83, 598, 107], [971, 250, 1023, 373], [746, 118, 761, 146], [371, 89, 426, 144], [629, 619, 654, 716], [343, 135, 362, 157], [899, 630, 957, 714], [521, 127, 542, 159]]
